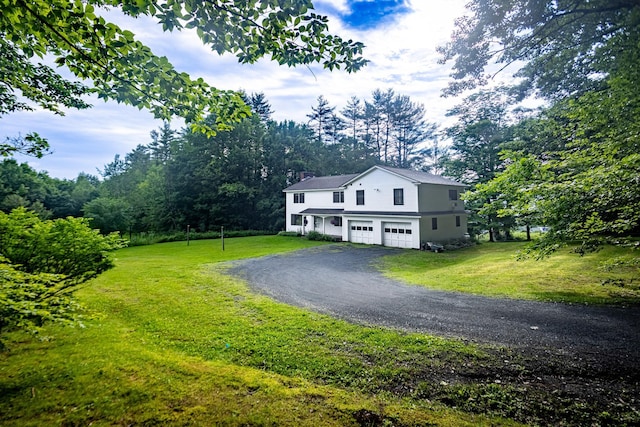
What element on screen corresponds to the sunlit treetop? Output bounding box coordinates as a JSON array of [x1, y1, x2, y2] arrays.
[[0, 0, 368, 136], [438, 0, 640, 100]]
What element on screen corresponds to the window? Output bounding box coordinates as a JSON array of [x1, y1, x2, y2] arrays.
[[293, 192, 305, 203], [331, 216, 343, 226], [333, 191, 344, 203], [431, 218, 438, 230], [291, 214, 303, 225], [449, 189, 458, 201], [456, 215, 461, 227], [356, 190, 365, 205], [393, 188, 404, 205]]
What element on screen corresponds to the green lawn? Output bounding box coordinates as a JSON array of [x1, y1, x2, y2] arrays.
[[1, 236, 519, 426], [2, 236, 638, 426], [379, 241, 640, 305]]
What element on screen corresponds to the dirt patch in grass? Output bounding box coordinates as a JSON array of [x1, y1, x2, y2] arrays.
[[354, 342, 640, 426]]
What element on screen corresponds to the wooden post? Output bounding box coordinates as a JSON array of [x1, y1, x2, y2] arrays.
[[187, 224, 190, 246], [221, 226, 224, 251]]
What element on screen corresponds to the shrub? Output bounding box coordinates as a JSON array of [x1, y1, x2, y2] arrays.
[[277, 231, 301, 237], [306, 231, 336, 241], [0, 208, 125, 347], [127, 229, 275, 246]]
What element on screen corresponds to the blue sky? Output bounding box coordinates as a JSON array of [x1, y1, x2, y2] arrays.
[[3, 0, 474, 179], [331, 0, 411, 29]]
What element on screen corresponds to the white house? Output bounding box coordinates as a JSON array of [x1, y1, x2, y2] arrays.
[[283, 165, 468, 249]]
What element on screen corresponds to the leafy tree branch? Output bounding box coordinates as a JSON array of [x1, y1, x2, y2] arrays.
[[1, 0, 367, 137]]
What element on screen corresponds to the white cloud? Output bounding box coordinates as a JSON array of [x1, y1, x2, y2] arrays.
[[316, 0, 350, 14], [2, 1, 470, 179]]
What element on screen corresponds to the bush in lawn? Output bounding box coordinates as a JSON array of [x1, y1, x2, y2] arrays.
[[306, 230, 335, 241], [0, 208, 125, 348]]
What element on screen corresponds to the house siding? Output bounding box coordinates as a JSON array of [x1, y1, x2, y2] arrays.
[[343, 169, 419, 213], [284, 166, 468, 249], [419, 213, 468, 243], [285, 189, 345, 236], [417, 184, 462, 212]]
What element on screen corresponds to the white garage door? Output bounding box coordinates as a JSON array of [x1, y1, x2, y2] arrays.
[[383, 222, 413, 248], [349, 221, 374, 244]]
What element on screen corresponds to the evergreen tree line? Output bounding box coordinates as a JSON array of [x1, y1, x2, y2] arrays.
[[0, 89, 435, 234], [4, 68, 638, 252]]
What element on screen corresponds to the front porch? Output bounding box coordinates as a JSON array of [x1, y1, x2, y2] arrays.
[[300, 208, 344, 238]]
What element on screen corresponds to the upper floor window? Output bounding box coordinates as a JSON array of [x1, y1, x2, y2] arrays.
[[356, 190, 365, 205], [449, 189, 458, 201], [333, 191, 344, 203], [293, 192, 305, 203], [393, 188, 404, 205]]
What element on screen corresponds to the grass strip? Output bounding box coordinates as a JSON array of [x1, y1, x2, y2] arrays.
[[378, 241, 640, 305]]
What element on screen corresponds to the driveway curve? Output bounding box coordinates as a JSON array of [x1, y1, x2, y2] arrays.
[[228, 245, 640, 360]]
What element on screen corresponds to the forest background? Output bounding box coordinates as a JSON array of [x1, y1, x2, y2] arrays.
[[1, 0, 638, 253]]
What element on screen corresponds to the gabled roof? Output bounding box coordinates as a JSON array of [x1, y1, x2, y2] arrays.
[[343, 165, 467, 187], [283, 174, 359, 191], [283, 166, 465, 192]]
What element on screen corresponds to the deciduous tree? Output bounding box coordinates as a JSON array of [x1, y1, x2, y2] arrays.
[[1, 0, 367, 140], [438, 0, 640, 99]]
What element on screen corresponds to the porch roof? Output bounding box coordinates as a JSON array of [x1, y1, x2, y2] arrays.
[[300, 208, 344, 215]]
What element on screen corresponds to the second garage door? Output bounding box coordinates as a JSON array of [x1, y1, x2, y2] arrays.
[[349, 221, 374, 244], [383, 222, 413, 248]]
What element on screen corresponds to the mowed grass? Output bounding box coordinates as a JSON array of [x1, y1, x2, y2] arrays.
[[0, 236, 520, 427], [379, 241, 640, 305]]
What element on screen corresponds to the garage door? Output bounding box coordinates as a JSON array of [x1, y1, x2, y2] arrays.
[[383, 222, 413, 248], [349, 221, 374, 244]]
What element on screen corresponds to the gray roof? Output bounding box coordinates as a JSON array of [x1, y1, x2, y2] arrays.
[[283, 166, 465, 192], [351, 165, 467, 187], [284, 174, 359, 191]]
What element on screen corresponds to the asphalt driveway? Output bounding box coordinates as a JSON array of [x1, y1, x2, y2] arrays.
[[228, 244, 640, 361]]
